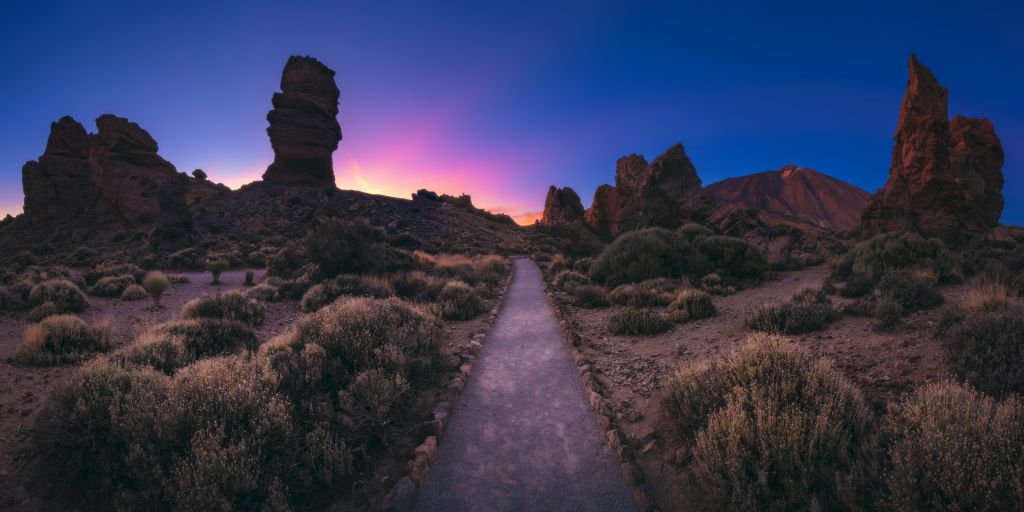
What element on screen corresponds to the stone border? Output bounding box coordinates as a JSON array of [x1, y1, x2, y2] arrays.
[[546, 283, 656, 512], [376, 258, 518, 511]]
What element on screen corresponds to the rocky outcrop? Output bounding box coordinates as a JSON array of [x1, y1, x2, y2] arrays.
[[861, 54, 1004, 244], [21, 116, 94, 223], [582, 144, 715, 238], [262, 56, 342, 187], [706, 165, 870, 232], [540, 186, 585, 226]]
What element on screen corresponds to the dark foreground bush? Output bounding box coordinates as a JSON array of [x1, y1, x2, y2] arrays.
[[589, 228, 710, 287], [436, 280, 485, 320], [695, 235, 768, 278], [115, 319, 259, 374], [875, 270, 944, 311], [300, 275, 395, 312], [389, 271, 445, 302], [609, 283, 673, 307], [667, 289, 717, 322], [572, 284, 609, 308], [181, 291, 266, 326], [15, 315, 113, 365], [663, 334, 876, 511], [305, 217, 385, 278], [846, 232, 960, 282], [120, 284, 148, 301], [29, 279, 87, 313], [0, 285, 26, 312], [941, 306, 1024, 396], [885, 381, 1024, 511], [608, 308, 670, 335]]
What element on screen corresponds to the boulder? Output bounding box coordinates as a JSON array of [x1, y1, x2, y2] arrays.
[[262, 55, 342, 187], [540, 186, 585, 225], [861, 54, 1004, 245]]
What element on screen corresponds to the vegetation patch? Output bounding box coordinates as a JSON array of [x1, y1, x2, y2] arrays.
[[609, 283, 674, 307], [589, 228, 710, 287], [29, 279, 87, 313], [436, 280, 485, 320], [15, 315, 113, 365], [940, 305, 1024, 396], [608, 307, 670, 335], [181, 291, 266, 326], [667, 289, 717, 322]]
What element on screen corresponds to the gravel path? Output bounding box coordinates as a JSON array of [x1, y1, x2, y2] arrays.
[[416, 258, 635, 512]]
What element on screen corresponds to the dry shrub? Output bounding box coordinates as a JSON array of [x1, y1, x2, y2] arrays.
[[668, 289, 716, 322], [876, 270, 944, 312], [609, 283, 674, 307], [208, 259, 229, 284], [941, 306, 1024, 396], [88, 275, 136, 297], [747, 299, 838, 335], [663, 334, 876, 511], [847, 232, 960, 282], [839, 273, 874, 298], [0, 285, 26, 312], [590, 228, 711, 287], [548, 254, 570, 273], [342, 368, 410, 442], [572, 284, 609, 308], [608, 308, 670, 335], [962, 274, 1018, 313], [885, 381, 1024, 511], [120, 284, 148, 301], [677, 222, 714, 241], [411, 251, 507, 286], [552, 270, 589, 292], [143, 271, 170, 307], [15, 315, 113, 365], [181, 291, 266, 326], [304, 217, 385, 278], [389, 271, 445, 302], [695, 235, 768, 278], [873, 298, 904, 332], [29, 279, 87, 313], [300, 275, 395, 313], [83, 263, 145, 286], [116, 319, 259, 374], [436, 280, 485, 320], [245, 283, 280, 302], [28, 301, 59, 323]]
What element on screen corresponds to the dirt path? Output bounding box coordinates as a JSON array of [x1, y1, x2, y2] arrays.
[[416, 258, 635, 512]]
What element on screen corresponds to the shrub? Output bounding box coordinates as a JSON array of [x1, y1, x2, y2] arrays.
[[120, 284, 148, 301], [668, 289, 716, 322], [872, 298, 903, 332], [663, 335, 876, 510], [552, 270, 589, 292], [609, 283, 674, 307], [608, 308, 670, 335], [695, 235, 768, 278], [875, 270, 944, 312], [83, 263, 144, 286], [181, 291, 266, 326], [436, 280, 485, 320], [885, 381, 1024, 511], [573, 257, 594, 274], [590, 228, 711, 287], [29, 279, 87, 312], [142, 271, 170, 307], [245, 283, 279, 302], [390, 271, 445, 302], [848, 232, 960, 282], [208, 258, 229, 285], [116, 319, 259, 374], [843, 295, 877, 316], [344, 368, 411, 440], [304, 217, 385, 278], [0, 285, 26, 312], [88, 274, 136, 297], [572, 284, 609, 308], [15, 315, 113, 365], [747, 300, 838, 334], [167, 247, 204, 270], [548, 254, 570, 273], [962, 274, 1018, 313], [267, 244, 306, 278], [167, 274, 190, 284], [941, 306, 1024, 396], [244, 270, 255, 286], [678, 222, 714, 241], [28, 301, 59, 323], [840, 273, 874, 298], [301, 275, 396, 313]]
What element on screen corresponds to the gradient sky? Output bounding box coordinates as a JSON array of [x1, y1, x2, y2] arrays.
[[1, 1, 1021, 225]]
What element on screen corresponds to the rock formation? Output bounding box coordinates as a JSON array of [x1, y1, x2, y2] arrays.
[[540, 186, 585, 226], [21, 116, 94, 223], [583, 144, 715, 238], [262, 56, 342, 187], [861, 54, 1004, 244], [706, 165, 870, 232]]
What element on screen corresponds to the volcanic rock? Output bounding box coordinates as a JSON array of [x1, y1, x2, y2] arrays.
[[262, 56, 342, 187], [540, 186, 585, 226], [861, 54, 1004, 244], [21, 116, 94, 223], [706, 165, 870, 232]]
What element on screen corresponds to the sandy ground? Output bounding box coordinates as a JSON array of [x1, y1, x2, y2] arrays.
[[552, 266, 964, 511]]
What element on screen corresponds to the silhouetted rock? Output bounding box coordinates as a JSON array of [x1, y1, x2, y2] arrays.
[[706, 165, 870, 232], [540, 186, 585, 226], [861, 54, 1004, 245], [262, 56, 341, 187], [583, 144, 715, 238], [21, 116, 94, 223]]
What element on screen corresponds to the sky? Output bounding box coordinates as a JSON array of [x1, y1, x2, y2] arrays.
[[1, 1, 1021, 225]]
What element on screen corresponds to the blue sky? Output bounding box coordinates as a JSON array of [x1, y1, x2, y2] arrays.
[[1, 0, 1021, 224]]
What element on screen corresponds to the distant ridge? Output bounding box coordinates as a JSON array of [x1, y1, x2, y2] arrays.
[[706, 165, 870, 232]]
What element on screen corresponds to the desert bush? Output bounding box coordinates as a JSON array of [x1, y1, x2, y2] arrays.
[[609, 283, 674, 307], [961, 274, 1018, 313], [29, 279, 87, 313], [390, 271, 445, 302], [343, 368, 411, 441], [608, 308, 670, 335], [668, 289, 716, 322], [663, 334, 876, 510], [116, 319, 259, 375], [590, 228, 711, 287], [245, 270, 255, 286], [847, 232, 960, 282], [872, 298, 904, 332], [884, 381, 1024, 511], [840, 273, 874, 298], [167, 247, 204, 270], [700, 272, 736, 295], [181, 291, 266, 326], [573, 257, 594, 274], [747, 299, 838, 334], [436, 280, 485, 320], [120, 284, 148, 301], [843, 295, 876, 316], [572, 284, 609, 308], [167, 274, 190, 284], [207, 258, 229, 285], [142, 271, 170, 307], [300, 275, 395, 313], [245, 283, 280, 302], [678, 222, 714, 241], [305, 217, 385, 278], [411, 251, 507, 286], [267, 243, 306, 279], [940, 306, 1024, 396], [552, 270, 589, 292], [548, 254, 570, 273], [874, 270, 944, 312], [83, 263, 144, 286], [15, 315, 113, 365], [0, 285, 26, 312], [88, 274, 136, 297], [695, 235, 768, 278], [28, 301, 59, 323]]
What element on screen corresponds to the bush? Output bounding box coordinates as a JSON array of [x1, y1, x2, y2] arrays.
[[181, 291, 266, 326], [885, 381, 1024, 511], [142, 271, 170, 307], [390, 271, 445, 302], [300, 275, 395, 313], [120, 284, 148, 301], [590, 228, 711, 287], [572, 284, 609, 308], [83, 263, 144, 286], [872, 298, 903, 332], [695, 235, 768, 278], [167, 247, 204, 270], [0, 285, 26, 312], [245, 283, 280, 302], [962, 274, 1018, 313], [552, 270, 589, 292], [548, 254, 570, 273], [244, 270, 255, 286], [267, 244, 306, 278], [875, 270, 944, 312], [609, 283, 674, 307], [668, 289, 716, 322], [436, 280, 485, 320], [15, 315, 113, 365], [848, 232, 960, 282], [678, 222, 714, 241], [663, 335, 876, 510], [747, 300, 838, 334], [28, 301, 59, 323], [941, 306, 1024, 396], [840, 273, 874, 298], [304, 217, 385, 278], [116, 319, 259, 374], [208, 259, 229, 284], [88, 274, 136, 297], [29, 279, 87, 313], [608, 308, 670, 335]]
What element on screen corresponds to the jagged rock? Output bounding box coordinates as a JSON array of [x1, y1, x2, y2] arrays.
[[21, 116, 94, 223], [583, 144, 715, 238], [861, 54, 1004, 245], [262, 56, 341, 187], [540, 186, 585, 226], [706, 165, 870, 232]]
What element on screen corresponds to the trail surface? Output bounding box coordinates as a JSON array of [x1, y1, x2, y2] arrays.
[[416, 258, 635, 512]]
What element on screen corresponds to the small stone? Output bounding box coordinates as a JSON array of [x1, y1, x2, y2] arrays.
[[577, 364, 591, 375], [459, 364, 472, 379], [415, 436, 438, 464]]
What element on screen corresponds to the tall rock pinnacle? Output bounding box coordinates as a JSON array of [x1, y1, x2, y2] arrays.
[[262, 56, 342, 187]]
